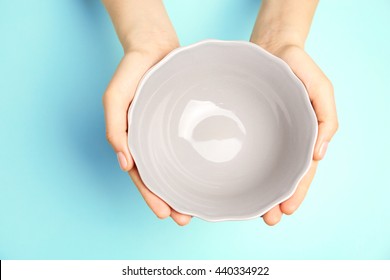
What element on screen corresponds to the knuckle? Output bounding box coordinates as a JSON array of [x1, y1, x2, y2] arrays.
[[311, 75, 334, 97], [322, 77, 334, 95], [329, 120, 339, 135], [102, 88, 114, 102], [105, 131, 115, 144], [325, 77, 334, 91]]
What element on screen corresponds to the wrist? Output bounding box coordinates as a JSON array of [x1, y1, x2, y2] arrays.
[[122, 29, 179, 57], [250, 27, 305, 55]]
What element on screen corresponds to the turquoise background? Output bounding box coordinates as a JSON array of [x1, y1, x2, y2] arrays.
[[0, 0, 389, 259]]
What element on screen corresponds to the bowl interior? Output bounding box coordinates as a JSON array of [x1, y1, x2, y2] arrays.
[[129, 41, 316, 221]]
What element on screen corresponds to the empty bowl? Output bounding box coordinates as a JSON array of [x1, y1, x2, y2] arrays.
[[128, 40, 317, 221]]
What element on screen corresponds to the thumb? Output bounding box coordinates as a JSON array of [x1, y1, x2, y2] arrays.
[[103, 53, 153, 171], [299, 57, 338, 161], [276, 47, 338, 162], [307, 70, 338, 161]]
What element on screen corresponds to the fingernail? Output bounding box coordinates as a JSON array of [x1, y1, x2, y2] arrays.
[[318, 141, 329, 160], [117, 152, 128, 171]]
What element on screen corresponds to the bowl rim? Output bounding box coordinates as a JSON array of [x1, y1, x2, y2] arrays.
[[128, 39, 318, 222]]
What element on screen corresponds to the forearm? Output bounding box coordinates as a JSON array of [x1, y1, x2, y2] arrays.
[[251, 0, 318, 51], [102, 0, 178, 53]]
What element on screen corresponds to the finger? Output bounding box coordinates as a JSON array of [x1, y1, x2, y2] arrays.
[[129, 168, 171, 219], [286, 50, 338, 161], [280, 161, 318, 215], [170, 209, 192, 226], [309, 75, 338, 161], [262, 205, 283, 226], [103, 53, 154, 171]]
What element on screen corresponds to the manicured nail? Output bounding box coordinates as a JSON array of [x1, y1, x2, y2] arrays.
[[318, 141, 329, 160], [117, 152, 128, 171]]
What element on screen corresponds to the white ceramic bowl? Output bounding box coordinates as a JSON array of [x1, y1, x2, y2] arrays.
[[128, 40, 317, 221]]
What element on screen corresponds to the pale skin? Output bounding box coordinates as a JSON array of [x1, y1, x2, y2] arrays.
[[102, 0, 338, 226]]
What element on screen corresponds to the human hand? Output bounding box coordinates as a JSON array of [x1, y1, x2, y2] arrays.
[[249, 0, 338, 226], [252, 42, 338, 225], [102, 0, 191, 226], [103, 43, 192, 226]]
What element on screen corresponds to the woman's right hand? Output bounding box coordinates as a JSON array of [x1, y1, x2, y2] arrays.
[[103, 40, 192, 226], [102, 0, 192, 226], [103, 0, 191, 225]]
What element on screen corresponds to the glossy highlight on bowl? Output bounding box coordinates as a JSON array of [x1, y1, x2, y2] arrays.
[[128, 40, 317, 221]]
